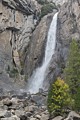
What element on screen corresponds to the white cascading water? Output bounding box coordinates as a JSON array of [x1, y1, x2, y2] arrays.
[[27, 12, 58, 94]]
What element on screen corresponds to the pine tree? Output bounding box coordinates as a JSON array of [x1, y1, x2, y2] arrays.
[[64, 39, 80, 92], [64, 39, 80, 110], [75, 87, 80, 111]]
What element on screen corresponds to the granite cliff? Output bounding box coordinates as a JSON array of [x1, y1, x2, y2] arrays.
[[0, 0, 80, 119], [0, 0, 41, 91], [0, 0, 80, 92], [47, 0, 80, 84], [0, 0, 57, 92]]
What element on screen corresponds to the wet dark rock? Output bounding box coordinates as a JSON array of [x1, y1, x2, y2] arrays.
[[20, 115, 28, 120], [25, 112, 33, 117], [31, 94, 47, 106]]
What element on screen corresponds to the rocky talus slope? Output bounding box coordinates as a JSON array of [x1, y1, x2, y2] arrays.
[[0, 91, 80, 120]]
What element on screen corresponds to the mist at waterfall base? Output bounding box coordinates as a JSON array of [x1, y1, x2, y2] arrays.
[[27, 12, 58, 94]]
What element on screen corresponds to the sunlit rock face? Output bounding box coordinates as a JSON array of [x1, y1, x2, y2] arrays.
[[53, 0, 68, 5], [48, 0, 68, 5]]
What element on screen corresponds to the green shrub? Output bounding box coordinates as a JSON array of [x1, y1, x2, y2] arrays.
[[47, 77, 73, 116], [40, 3, 57, 18], [37, 0, 48, 5], [7, 67, 19, 78]]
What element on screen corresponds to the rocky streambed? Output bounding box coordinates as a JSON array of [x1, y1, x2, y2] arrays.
[[0, 90, 80, 120]]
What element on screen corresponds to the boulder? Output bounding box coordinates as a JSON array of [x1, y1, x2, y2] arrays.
[[3, 98, 12, 106], [20, 115, 28, 120], [10, 98, 18, 105], [35, 114, 41, 119], [3, 111, 11, 118], [15, 110, 25, 117], [0, 110, 10, 118], [25, 112, 32, 117], [40, 113, 49, 120], [64, 111, 80, 120], [28, 105, 35, 112], [30, 118, 36, 120], [1, 115, 20, 120], [52, 116, 63, 120]]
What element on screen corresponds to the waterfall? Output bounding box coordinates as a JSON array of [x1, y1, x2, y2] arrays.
[[27, 12, 58, 94]]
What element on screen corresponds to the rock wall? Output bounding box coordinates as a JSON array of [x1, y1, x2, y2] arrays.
[[0, 0, 40, 91], [0, 0, 57, 92], [1, 0, 79, 92], [52, 0, 68, 5], [47, 0, 80, 85], [24, 12, 57, 80]]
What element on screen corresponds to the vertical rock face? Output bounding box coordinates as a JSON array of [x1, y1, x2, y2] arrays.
[[0, 0, 57, 91], [1, 0, 80, 92], [24, 12, 56, 81], [47, 0, 80, 84], [0, 0, 40, 91], [52, 0, 68, 5]]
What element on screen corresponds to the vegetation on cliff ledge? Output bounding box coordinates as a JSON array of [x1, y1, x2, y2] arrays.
[[40, 3, 57, 18], [37, 0, 57, 18], [37, 0, 48, 5]]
